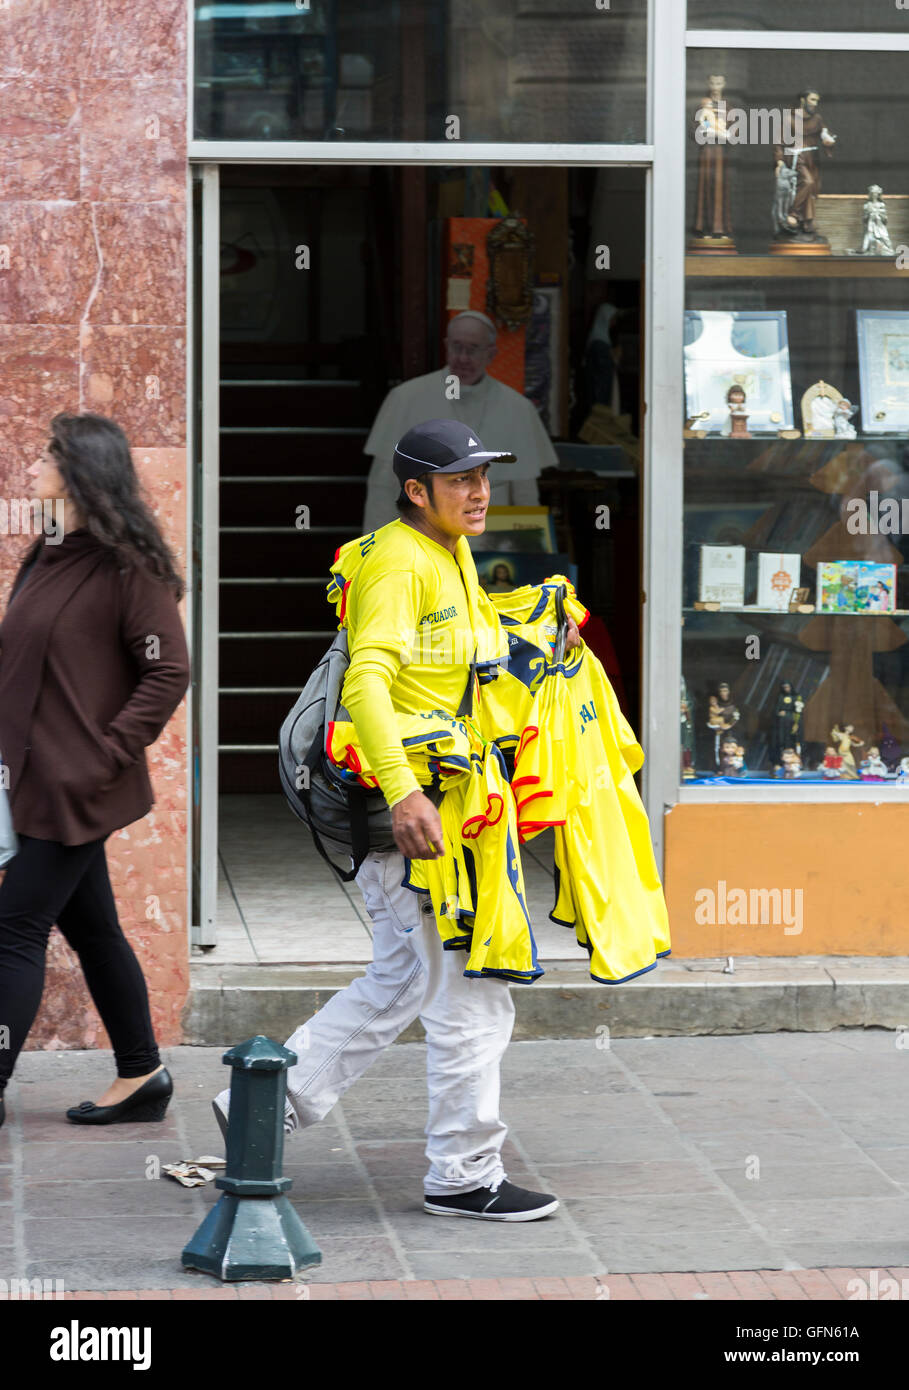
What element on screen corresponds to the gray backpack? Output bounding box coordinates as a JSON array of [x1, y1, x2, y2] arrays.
[[278, 629, 455, 882]]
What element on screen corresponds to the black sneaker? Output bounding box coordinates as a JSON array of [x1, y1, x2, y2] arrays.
[[424, 1179, 558, 1222]]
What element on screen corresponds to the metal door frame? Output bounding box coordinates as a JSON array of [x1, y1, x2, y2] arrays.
[[188, 0, 682, 944]]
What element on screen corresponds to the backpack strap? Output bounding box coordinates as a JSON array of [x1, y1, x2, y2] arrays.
[[456, 647, 477, 719]]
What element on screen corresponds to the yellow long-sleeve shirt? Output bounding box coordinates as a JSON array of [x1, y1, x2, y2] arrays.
[[330, 520, 508, 809]]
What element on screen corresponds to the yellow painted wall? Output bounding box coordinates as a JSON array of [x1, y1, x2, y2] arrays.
[[664, 803, 909, 956]]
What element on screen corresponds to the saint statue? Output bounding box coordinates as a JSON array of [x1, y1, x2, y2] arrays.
[[771, 89, 837, 250], [690, 75, 736, 254]]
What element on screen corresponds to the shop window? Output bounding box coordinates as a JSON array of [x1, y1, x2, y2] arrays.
[[688, 1, 909, 32], [193, 0, 647, 143], [681, 49, 909, 788]]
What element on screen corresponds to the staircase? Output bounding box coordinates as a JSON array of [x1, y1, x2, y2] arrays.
[[218, 375, 374, 792]]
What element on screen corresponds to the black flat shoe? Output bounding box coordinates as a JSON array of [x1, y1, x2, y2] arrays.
[[65, 1068, 173, 1125]]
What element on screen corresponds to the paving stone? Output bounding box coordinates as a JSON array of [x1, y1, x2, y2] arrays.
[[778, 1240, 909, 1270], [297, 1238, 408, 1283], [534, 1160, 716, 1199], [735, 1197, 909, 1241], [713, 1162, 899, 1202], [24, 1216, 197, 1262], [406, 1249, 601, 1280], [691, 1129, 856, 1165], [22, 1179, 206, 1218], [386, 1209, 573, 1253], [587, 1233, 782, 1274], [24, 1259, 224, 1291], [567, 1193, 744, 1237]]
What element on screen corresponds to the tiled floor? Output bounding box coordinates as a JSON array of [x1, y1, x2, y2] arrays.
[[4, 1033, 909, 1288], [213, 794, 589, 967]]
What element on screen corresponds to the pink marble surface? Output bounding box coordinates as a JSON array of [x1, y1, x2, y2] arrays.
[[0, 0, 185, 81], [0, 0, 95, 80], [0, 83, 80, 200], [0, 203, 98, 324], [81, 79, 186, 202], [81, 326, 187, 447], [1, 0, 190, 1054], [0, 325, 81, 479], [89, 202, 187, 326]]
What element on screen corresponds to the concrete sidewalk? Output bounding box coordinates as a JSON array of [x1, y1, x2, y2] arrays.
[[1, 1032, 908, 1293]]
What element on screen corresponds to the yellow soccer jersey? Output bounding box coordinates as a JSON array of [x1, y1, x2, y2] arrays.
[[548, 646, 671, 982], [403, 743, 542, 982]]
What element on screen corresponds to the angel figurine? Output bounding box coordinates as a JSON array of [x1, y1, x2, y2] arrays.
[[859, 745, 888, 781], [833, 398, 858, 439], [860, 185, 895, 257]]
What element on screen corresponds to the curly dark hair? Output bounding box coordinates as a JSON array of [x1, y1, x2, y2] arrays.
[[48, 413, 185, 601]]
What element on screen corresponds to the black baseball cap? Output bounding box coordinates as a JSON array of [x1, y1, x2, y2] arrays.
[[392, 419, 516, 486]]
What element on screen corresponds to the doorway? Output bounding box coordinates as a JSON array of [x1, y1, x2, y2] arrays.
[[194, 162, 646, 959]]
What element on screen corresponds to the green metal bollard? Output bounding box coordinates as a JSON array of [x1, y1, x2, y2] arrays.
[[181, 1036, 322, 1281]]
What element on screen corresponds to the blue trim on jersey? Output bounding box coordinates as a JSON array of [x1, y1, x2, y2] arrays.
[[464, 964, 544, 982], [442, 935, 471, 952], [589, 958, 663, 984], [549, 911, 575, 927], [400, 859, 430, 894]]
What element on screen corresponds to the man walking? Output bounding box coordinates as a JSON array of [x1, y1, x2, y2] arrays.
[[216, 420, 575, 1220]]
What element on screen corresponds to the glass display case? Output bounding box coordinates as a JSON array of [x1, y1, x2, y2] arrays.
[[681, 47, 909, 789]]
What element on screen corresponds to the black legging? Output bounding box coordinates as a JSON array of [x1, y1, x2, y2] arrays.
[[0, 834, 160, 1095]]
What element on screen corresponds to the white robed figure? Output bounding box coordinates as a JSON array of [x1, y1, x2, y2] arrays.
[[361, 310, 558, 535]]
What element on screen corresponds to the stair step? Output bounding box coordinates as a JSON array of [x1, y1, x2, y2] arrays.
[[219, 530, 357, 578], [219, 634, 328, 684], [220, 431, 370, 473], [220, 380, 373, 428], [219, 582, 331, 628]]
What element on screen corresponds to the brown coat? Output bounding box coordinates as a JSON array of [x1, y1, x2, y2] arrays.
[[0, 529, 190, 846]]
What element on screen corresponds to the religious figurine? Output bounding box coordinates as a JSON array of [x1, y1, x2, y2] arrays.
[[681, 676, 696, 778], [771, 88, 837, 249], [894, 756, 909, 784], [770, 681, 804, 767], [690, 74, 737, 254], [721, 384, 751, 438], [830, 722, 864, 780], [833, 398, 858, 439], [719, 737, 746, 776], [707, 680, 740, 767], [858, 185, 895, 257], [859, 745, 888, 781], [880, 724, 901, 773], [821, 746, 843, 779], [779, 747, 802, 778]]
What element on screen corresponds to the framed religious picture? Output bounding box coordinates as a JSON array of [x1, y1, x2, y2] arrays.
[[856, 310, 909, 434], [469, 506, 557, 554], [475, 552, 578, 592], [684, 310, 795, 435]]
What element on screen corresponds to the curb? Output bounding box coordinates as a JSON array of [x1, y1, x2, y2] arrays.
[[184, 957, 909, 1043]]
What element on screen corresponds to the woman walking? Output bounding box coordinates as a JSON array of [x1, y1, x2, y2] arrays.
[[0, 413, 190, 1128]]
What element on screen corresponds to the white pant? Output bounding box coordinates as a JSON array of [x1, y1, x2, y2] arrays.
[[283, 849, 516, 1194]]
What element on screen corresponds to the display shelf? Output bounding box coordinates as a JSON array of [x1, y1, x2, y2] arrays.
[[686, 256, 905, 278], [683, 606, 909, 617]]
